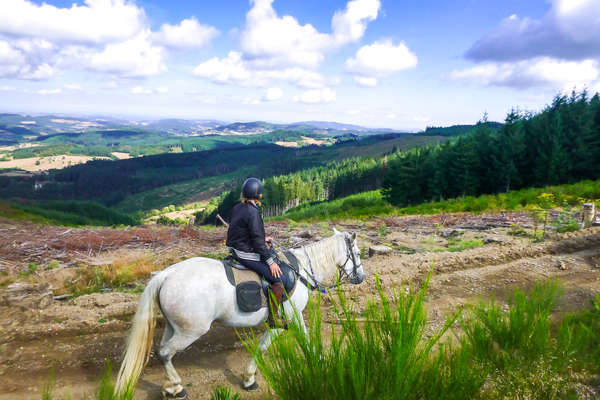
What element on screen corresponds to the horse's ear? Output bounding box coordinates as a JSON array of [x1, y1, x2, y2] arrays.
[[351, 232, 357, 241], [333, 227, 341, 235]]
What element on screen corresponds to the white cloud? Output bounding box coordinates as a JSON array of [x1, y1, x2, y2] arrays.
[[0, 1, 219, 79], [293, 88, 336, 104], [0, 39, 56, 80], [331, 0, 380, 45], [450, 57, 599, 89], [0, 0, 146, 45], [264, 87, 283, 101], [345, 109, 361, 115], [386, 113, 396, 119], [193, 51, 252, 85], [130, 86, 153, 95], [240, 0, 380, 70], [37, 88, 62, 95], [104, 81, 118, 89], [193, 51, 327, 88], [346, 40, 418, 86], [354, 76, 377, 87], [0, 38, 56, 80], [153, 18, 219, 49], [89, 31, 166, 77], [241, 0, 329, 69], [193, 0, 379, 89], [156, 87, 169, 94], [0, 40, 26, 77], [0, 85, 16, 91]]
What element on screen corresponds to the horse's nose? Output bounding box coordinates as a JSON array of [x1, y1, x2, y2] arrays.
[[351, 272, 365, 284]]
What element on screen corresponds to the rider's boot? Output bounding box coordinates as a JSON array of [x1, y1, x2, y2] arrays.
[[267, 282, 287, 329]]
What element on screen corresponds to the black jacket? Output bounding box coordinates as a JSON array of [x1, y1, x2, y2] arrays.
[[226, 202, 274, 265]]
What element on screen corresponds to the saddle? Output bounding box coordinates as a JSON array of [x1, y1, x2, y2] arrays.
[[222, 255, 297, 313]]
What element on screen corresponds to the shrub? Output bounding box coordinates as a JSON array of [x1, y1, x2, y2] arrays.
[[461, 280, 563, 369], [245, 274, 484, 400]]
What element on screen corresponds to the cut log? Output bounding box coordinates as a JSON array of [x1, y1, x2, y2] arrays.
[[369, 245, 393, 257]]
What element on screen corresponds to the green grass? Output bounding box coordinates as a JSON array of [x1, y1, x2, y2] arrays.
[[462, 282, 600, 399], [209, 385, 241, 400], [447, 238, 484, 252], [242, 277, 599, 400], [271, 190, 394, 221], [244, 274, 483, 400], [276, 179, 600, 222]]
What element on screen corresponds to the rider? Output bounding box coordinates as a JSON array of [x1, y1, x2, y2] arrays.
[[226, 177, 285, 326]]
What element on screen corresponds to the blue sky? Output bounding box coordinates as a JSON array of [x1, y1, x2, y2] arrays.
[[0, 0, 599, 130]]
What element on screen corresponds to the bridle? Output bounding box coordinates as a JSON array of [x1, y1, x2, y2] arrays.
[[276, 235, 361, 292], [338, 235, 362, 284]]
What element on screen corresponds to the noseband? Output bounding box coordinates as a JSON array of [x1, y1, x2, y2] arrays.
[[338, 236, 362, 283]]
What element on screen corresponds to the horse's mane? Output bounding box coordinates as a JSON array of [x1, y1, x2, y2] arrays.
[[298, 234, 344, 285]]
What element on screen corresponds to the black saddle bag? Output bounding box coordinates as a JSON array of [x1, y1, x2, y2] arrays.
[[236, 281, 263, 312]]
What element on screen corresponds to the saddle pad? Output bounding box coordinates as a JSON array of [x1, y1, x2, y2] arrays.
[[222, 257, 298, 308], [225, 264, 268, 311]]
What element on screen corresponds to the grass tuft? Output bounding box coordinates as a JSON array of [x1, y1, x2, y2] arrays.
[[209, 385, 241, 400], [245, 273, 482, 400]]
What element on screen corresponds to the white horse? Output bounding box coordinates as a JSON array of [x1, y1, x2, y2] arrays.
[[114, 229, 365, 398]]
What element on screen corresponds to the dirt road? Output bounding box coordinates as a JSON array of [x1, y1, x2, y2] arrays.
[[1, 219, 599, 400]]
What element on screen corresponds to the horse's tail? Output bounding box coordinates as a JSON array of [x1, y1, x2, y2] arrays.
[[114, 270, 168, 397]]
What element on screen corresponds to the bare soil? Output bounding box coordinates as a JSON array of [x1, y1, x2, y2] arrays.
[[1, 215, 599, 399]]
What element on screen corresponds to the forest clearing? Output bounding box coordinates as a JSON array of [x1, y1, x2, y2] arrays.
[[1, 212, 598, 399]]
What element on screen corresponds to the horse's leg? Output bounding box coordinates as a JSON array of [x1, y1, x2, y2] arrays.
[[160, 320, 174, 347], [243, 328, 284, 391], [158, 330, 207, 399]]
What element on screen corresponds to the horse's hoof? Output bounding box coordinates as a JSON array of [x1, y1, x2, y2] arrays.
[[244, 382, 259, 392], [164, 389, 188, 399]]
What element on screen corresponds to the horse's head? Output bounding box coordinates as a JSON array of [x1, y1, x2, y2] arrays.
[[333, 228, 365, 285]]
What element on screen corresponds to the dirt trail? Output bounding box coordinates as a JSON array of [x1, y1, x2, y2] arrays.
[[1, 223, 599, 400]]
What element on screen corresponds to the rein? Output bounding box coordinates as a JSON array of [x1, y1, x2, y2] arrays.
[[271, 236, 359, 292]]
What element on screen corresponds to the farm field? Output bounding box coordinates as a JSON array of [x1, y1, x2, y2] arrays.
[[1, 213, 598, 399], [0, 155, 108, 171]]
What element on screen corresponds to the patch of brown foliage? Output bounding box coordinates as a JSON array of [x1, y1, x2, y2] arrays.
[[0, 220, 226, 272]]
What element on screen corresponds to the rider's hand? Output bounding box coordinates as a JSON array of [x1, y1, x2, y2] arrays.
[[269, 262, 282, 278]]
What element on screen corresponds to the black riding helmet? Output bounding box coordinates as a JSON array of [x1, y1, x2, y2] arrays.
[[242, 177, 263, 199]]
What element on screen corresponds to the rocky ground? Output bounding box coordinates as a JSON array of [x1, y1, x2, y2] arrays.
[[1, 214, 599, 400]]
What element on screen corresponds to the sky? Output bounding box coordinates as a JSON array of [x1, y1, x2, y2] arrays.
[[0, 0, 599, 130]]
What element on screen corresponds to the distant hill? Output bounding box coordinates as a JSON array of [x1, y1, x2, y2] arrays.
[[0, 113, 411, 159], [0, 113, 391, 139]]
